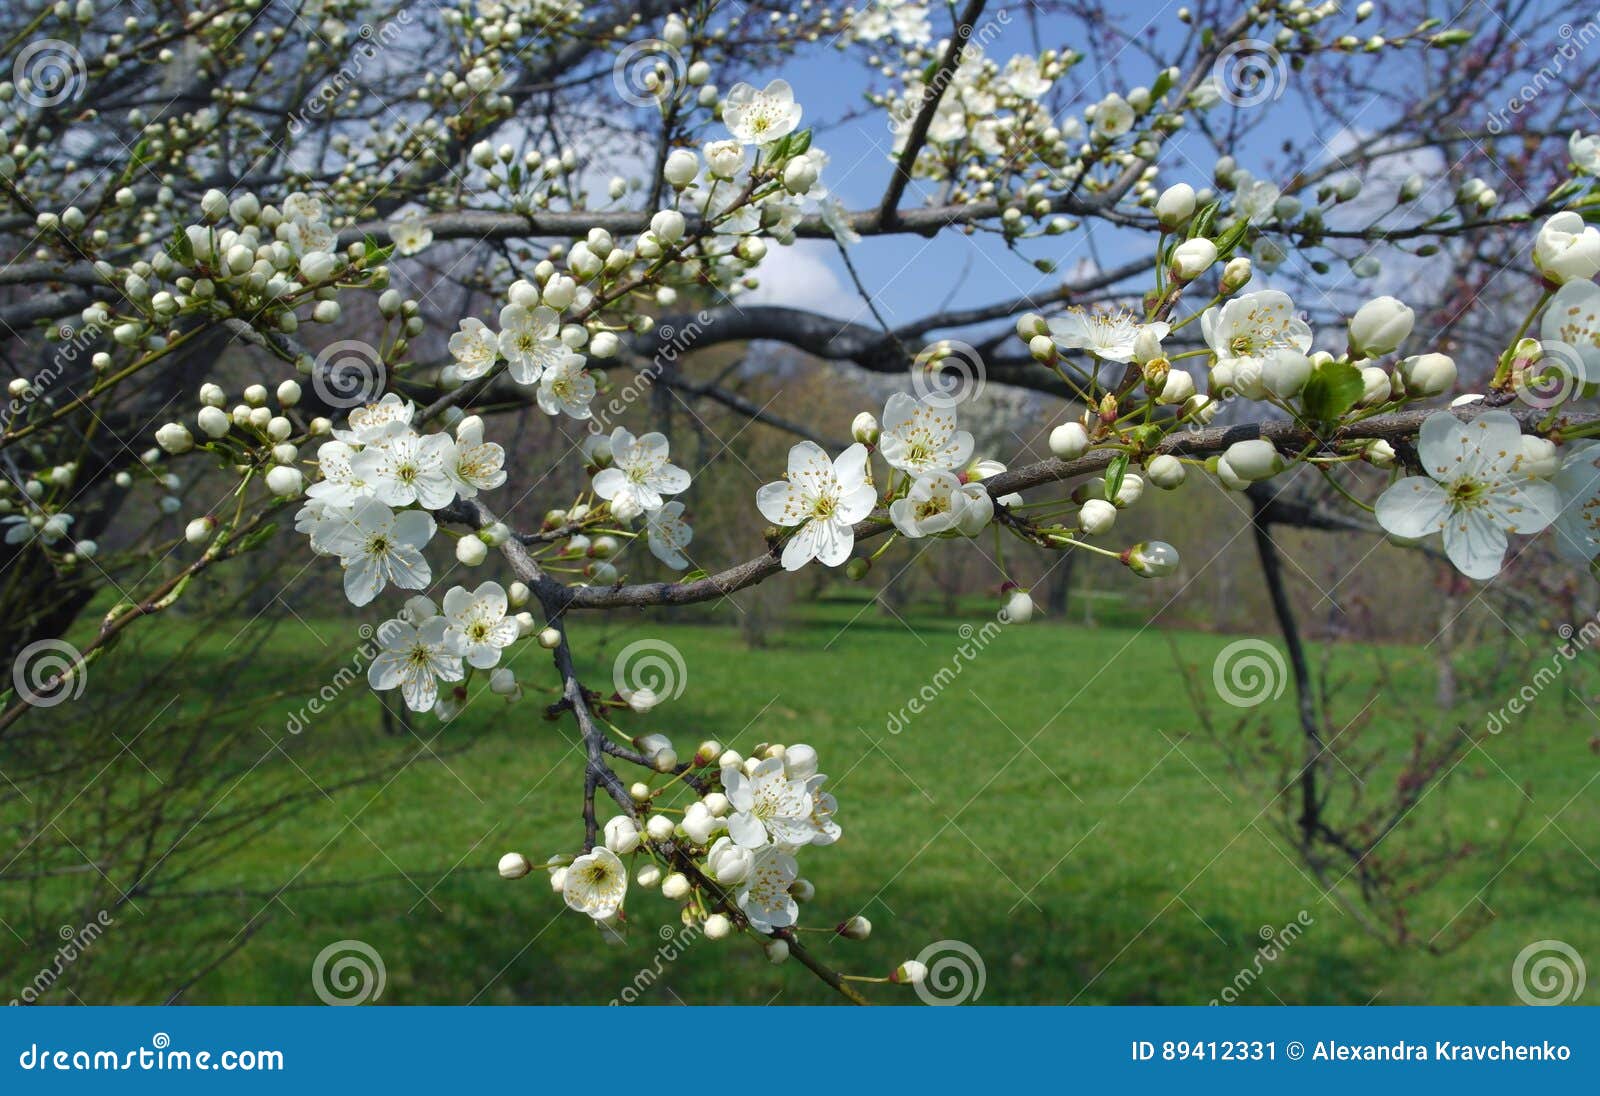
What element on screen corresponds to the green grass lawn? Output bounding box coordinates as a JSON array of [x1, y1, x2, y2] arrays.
[[14, 595, 1600, 1005]]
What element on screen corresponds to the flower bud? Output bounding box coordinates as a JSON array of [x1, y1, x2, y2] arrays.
[[838, 915, 872, 940], [1397, 352, 1456, 396], [1049, 422, 1089, 459], [1348, 295, 1415, 358], [1170, 237, 1218, 281], [1220, 256, 1252, 294], [661, 872, 690, 900], [664, 150, 699, 187], [456, 534, 489, 566], [497, 852, 532, 880], [538, 626, 561, 649], [1147, 454, 1185, 488], [1125, 540, 1180, 578], [197, 405, 231, 438], [1223, 438, 1283, 481], [1078, 497, 1117, 533], [703, 913, 732, 940], [1156, 182, 1196, 228], [765, 939, 790, 964], [265, 466, 303, 497], [1001, 587, 1034, 624], [851, 411, 880, 445], [1519, 435, 1560, 478], [604, 816, 641, 854], [646, 814, 676, 842], [156, 422, 194, 454], [892, 960, 928, 985], [1358, 366, 1392, 406]]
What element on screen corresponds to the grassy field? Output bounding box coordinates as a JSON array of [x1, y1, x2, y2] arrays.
[[14, 594, 1600, 1006]]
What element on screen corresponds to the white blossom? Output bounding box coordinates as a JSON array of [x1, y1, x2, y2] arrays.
[[592, 428, 690, 515], [442, 581, 519, 669], [368, 616, 464, 712], [313, 498, 436, 606], [756, 441, 876, 570], [878, 393, 974, 475], [646, 500, 693, 569], [1375, 412, 1560, 580], [722, 79, 803, 145]]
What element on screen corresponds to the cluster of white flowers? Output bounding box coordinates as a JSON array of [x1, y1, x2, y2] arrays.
[[582, 427, 695, 570], [298, 393, 507, 599], [505, 740, 841, 948]]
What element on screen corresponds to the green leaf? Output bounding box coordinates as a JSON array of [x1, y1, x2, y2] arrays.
[[1104, 452, 1129, 502], [1300, 360, 1364, 426], [788, 129, 812, 157]]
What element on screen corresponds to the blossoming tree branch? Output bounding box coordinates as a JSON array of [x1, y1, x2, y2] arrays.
[[2, 0, 1598, 1001]]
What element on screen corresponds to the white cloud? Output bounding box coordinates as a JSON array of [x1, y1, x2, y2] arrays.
[[743, 240, 860, 318]]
